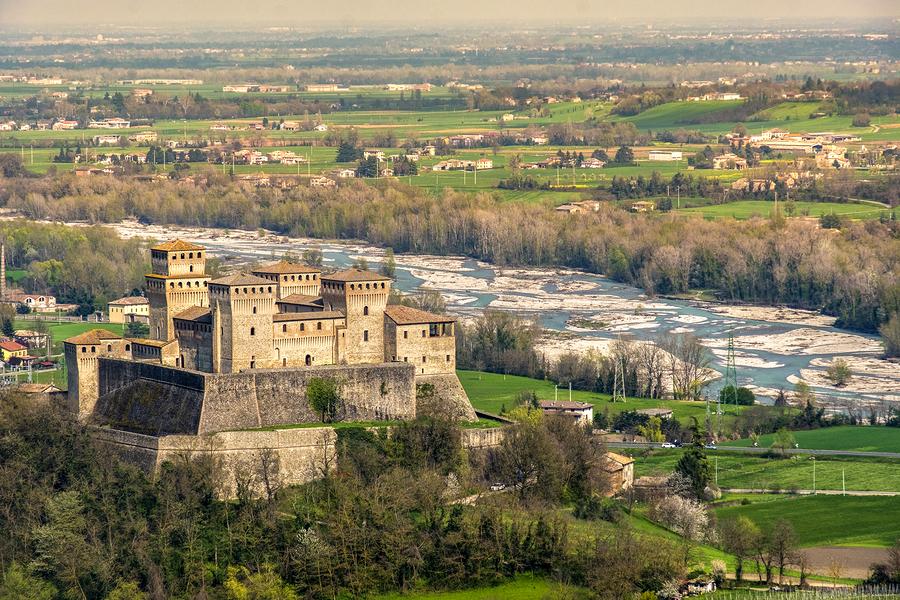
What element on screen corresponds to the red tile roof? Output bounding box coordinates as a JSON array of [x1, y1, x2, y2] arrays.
[[322, 269, 390, 283], [151, 239, 205, 252], [64, 329, 123, 345], [384, 305, 455, 325]]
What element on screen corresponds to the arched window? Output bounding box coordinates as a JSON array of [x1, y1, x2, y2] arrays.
[[189, 252, 193, 259], [250, 327, 255, 336], [107, 344, 112, 352], [125, 344, 130, 351], [282, 324, 287, 332], [81, 346, 86, 353], [252, 306, 257, 314], [300, 323, 305, 332], [363, 306, 369, 316], [91, 346, 96, 353], [180, 253, 185, 259], [190, 265, 194, 272], [317, 322, 322, 330], [305, 354, 311, 366], [197, 252, 202, 258]]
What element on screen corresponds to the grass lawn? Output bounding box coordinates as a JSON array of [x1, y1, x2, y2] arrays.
[[633, 450, 900, 493], [713, 495, 900, 547], [677, 200, 890, 221], [457, 370, 750, 427], [373, 575, 581, 600], [722, 426, 900, 454]]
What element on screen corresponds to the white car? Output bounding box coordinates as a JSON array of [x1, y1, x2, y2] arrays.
[[489, 483, 506, 492], [661, 442, 676, 448]]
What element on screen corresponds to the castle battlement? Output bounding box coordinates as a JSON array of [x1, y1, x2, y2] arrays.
[[66, 239, 476, 426]]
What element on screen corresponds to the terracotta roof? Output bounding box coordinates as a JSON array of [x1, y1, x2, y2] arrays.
[[322, 269, 390, 283], [173, 306, 212, 323], [151, 239, 205, 252], [277, 294, 323, 306], [209, 273, 273, 287], [252, 260, 320, 275], [384, 305, 455, 325], [538, 400, 593, 410], [109, 296, 149, 306], [605, 451, 635, 466], [273, 310, 344, 322], [0, 340, 27, 352], [64, 329, 123, 345]]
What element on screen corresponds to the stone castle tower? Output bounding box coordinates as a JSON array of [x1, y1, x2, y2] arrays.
[[146, 240, 211, 341], [321, 270, 390, 364], [209, 274, 276, 373], [251, 261, 322, 299]]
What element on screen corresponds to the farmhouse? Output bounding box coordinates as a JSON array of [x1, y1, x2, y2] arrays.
[[88, 118, 131, 129], [93, 134, 122, 146], [713, 153, 748, 170], [601, 452, 635, 495], [13, 330, 51, 351], [629, 201, 656, 213], [52, 120, 78, 130], [108, 296, 150, 324], [128, 131, 158, 143], [0, 340, 28, 363], [538, 400, 594, 425]]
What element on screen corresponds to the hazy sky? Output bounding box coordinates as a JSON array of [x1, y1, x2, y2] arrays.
[[0, 0, 897, 28]]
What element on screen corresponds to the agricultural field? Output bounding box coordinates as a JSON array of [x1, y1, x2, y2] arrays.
[[677, 200, 892, 221], [633, 450, 900, 493], [722, 427, 900, 454], [713, 495, 900, 547]]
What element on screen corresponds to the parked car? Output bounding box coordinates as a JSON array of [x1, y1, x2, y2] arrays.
[[661, 442, 676, 448], [704, 443, 717, 450]]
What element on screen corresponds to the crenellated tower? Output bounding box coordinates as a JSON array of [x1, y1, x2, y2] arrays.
[[208, 274, 276, 373], [145, 240, 210, 341], [321, 269, 390, 364]]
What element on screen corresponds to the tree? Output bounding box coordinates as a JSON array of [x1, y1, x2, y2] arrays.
[[106, 581, 148, 600], [771, 427, 796, 456], [826, 358, 852, 387], [614, 145, 635, 165], [769, 520, 798, 584], [852, 113, 871, 128], [335, 141, 362, 163], [718, 517, 760, 583], [674, 429, 711, 499], [351, 257, 369, 271], [1, 318, 13, 337], [302, 248, 323, 267], [719, 385, 754, 405], [773, 389, 788, 408], [223, 565, 298, 600], [125, 321, 150, 338], [880, 314, 900, 358], [0, 563, 56, 600], [381, 248, 396, 278], [495, 421, 564, 502], [638, 416, 665, 443], [307, 377, 342, 423]]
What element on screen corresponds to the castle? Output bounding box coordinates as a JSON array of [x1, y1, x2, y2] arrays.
[[64, 239, 475, 432]]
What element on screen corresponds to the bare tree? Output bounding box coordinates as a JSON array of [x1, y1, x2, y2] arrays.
[[662, 333, 713, 400]]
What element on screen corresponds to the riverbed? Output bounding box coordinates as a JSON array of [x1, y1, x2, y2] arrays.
[[107, 221, 899, 408]]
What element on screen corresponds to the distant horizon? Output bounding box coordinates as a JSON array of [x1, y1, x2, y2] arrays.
[[0, 0, 897, 29]]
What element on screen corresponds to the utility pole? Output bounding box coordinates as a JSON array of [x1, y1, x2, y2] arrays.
[[568, 381, 572, 402]]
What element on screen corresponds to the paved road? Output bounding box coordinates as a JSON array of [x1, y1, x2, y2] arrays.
[[606, 441, 900, 459], [722, 488, 900, 497]]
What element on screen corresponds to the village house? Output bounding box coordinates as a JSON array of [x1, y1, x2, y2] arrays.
[[93, 134, 122, 146], [13, 330, 51, 352], [9, 293, 57, 310], [713, 153, 748, 170], [0, 340, 29, 363], [88, 117, 131, 129], [310, 176, 337, 188], [131, 88, 153, 98], [335, 168, 356, 179], [305, 83, 341, 92], [636, 408, 674, 420], [601, 452, 635, 495], [314, 124, 329, 132], [629, 200, 656, 213], [52, 120, 79, 130], [128, 131, 158, 143], [280, 121, 301, 131], [0, 121, 16, 131], [107, 296, 150, 324], [538, 400, 594, 425]]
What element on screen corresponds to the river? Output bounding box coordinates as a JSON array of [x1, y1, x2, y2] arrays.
[[109, 221, 899, 410]]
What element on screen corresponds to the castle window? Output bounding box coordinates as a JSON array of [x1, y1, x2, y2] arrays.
[[363, 330, 369, 342], [170, 282, 175, 288], [250, 360, 256, 369], [363, 306, 369, 316], [252, 306, 257, 314], [366, 283, 371, 290], [178, 282, 183, 288], [283, 358, 287, 366], [189, 252, 193, 259], [91, 346, 96, 353], [197, 252, 202, 258], [107, 344, 112, 352], [243, 288, 248, 294], [250, 327, 256, 336], [282, 324, 287, 332], [421, 330, 426, 338], [381, 282, 385, 289], [81, 346, 86, 353], [403, 331, 408, 339], [125, 345, 130, 351], [268, 287, 272, 293], [305, 354, 311, 366], [190, 265, 194, 272], [252, 287, 256, 294], [403, 357, 407, 362], [300, 323, 305, 332], [180, 253, 185, 259], [446, 355, 451, 362], [317, 322, 322, 330], [313, 274, 317, 280], [422, 356, 427, 363]]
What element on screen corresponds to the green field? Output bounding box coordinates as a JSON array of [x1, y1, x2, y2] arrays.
[[457, 370, 750, 425], [373, 575, 579, 600], [723, 426, 900, 454], [714, 495, 900, 547], [678, 200, 891, 220], [634, 450, 900, 493]]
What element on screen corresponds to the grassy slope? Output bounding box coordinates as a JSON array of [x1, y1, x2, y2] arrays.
[[714, 495, 900, 547], [722, 426, 900, 454], [634, 450, 900, 493]]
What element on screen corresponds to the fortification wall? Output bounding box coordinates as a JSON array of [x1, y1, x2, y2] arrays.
[[94, 424, 500, 498], [91, 359, 417, 435], [416, 374, 477, 421], [201, 362, 416, 432]]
